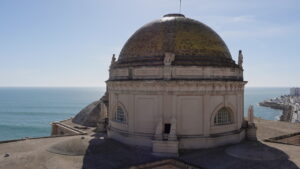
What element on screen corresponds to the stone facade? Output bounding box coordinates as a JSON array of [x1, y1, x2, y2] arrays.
[[110, 65, 243, 81], [107, 80, 246, 149]]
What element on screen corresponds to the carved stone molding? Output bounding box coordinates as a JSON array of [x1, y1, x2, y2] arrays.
[[107, 80, 247, 92], [109, 66, 243, 81]]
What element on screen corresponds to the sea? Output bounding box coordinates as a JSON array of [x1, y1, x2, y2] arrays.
[[0, 87, 289, 141]]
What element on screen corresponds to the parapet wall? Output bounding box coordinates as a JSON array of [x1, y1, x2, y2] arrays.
[[51, 122, 87, 136]]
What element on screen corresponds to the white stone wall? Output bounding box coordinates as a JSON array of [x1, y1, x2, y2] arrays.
[[107, 80, 246, 149], [110, 66, 243, 81]]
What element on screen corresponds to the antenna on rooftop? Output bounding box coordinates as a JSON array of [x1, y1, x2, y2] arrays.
[[179, 0, 182, 13]]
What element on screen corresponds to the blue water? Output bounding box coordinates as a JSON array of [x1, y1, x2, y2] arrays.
[[0, 87, 104, 141], [244, 87, 289, 120], [0, 87, 289, 141]]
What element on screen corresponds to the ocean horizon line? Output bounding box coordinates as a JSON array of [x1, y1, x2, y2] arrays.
[[0, 86, 106, 88]]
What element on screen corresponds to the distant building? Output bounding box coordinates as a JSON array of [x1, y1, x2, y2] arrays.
[[290, 88, 300, 96]]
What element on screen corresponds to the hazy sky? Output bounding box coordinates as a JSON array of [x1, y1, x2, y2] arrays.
[[0, 0, 299, 87]]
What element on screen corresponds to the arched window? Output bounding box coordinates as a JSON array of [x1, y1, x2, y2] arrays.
[[214, 107, 232, 125], [115, 106, 126, 123]]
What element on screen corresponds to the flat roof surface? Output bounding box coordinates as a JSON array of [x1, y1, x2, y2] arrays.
[[1, 118, 300, 169]]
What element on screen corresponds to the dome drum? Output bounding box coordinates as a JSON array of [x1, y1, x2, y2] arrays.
[[107, 80, 246, 149]]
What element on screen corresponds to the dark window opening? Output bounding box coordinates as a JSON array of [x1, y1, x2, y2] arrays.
[[164, 123, 171, 134]]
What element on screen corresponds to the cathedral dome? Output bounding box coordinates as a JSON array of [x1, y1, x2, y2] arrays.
[[116, 14, 238, 68], [107, 14, 246, 152]]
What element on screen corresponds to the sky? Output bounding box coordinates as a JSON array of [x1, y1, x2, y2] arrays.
[[0, 0, 299, 87]]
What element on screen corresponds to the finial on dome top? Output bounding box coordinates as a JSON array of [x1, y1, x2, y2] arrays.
[[163, 13, 185, 18], [179, 0, 182, 13]]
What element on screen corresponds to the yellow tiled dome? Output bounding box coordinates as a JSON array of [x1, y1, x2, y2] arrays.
[[116, 14, 237, 68]]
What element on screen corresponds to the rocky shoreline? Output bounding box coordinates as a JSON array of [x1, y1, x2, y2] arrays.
[[259, 95, 300, 123]]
